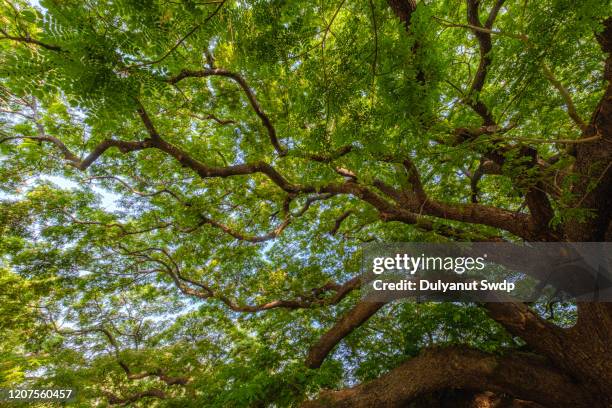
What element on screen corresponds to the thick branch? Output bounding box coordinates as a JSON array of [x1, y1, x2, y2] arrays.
[[0, 134, 151, 169], [464, 0, 500, 125], [385, 156, 535, 239], [3, 111, 545, 241], [483, 302, 571, 364], [306, 301, 385, 368], [565, 17, 612, 241], [386, 0, 417, 31], [303, 346, 596, 408]]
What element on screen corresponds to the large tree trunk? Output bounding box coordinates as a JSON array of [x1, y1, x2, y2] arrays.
[[303, 13, 612, 408]]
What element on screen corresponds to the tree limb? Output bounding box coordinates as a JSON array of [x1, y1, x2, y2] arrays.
[[166, 68, 287, 155], [0, 27, 62, 51], [306, 301, 386, 368], [303, 346, 596, 408]]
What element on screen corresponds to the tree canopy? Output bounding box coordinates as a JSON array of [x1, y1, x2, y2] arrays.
[[0, 0, 611, 406]]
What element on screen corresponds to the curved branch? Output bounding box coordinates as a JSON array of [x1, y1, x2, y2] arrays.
[[186, 192, 335, 242], [0, 134, 152, 169], [193, 215, 291, 243], [437, 16, 588, 131], [302, 144, 353, 163], [2, 130, 536, 239], [0, 129, 299, 193], [483, 302, 571, 364], [541, 64, 587, 131], [167, 68, 287, 155], [84, 175, 187, 204], [0, 27, 62, 51], [3, 105, 546, 241], [302, 346, 595, 408], [62, 210, 173, 236], [464, 0, 499, 125], [306, 301, 386, 368], [58, 325, 191, 388], [135, 246, 365, 313], [173, 270, 364, 313], [384, 156, 535, 239]]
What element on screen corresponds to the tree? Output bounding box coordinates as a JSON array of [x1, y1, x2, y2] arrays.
[[0, 0, 610, 406]]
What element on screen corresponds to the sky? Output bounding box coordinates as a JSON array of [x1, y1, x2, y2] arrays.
[[0, 173, 121, 212]]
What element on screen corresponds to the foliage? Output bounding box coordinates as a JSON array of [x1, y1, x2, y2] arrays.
[[0, 0, 609, 406]]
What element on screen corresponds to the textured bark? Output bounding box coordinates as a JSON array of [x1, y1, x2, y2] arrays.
[[565, 18, 612, 241], [304, 16, 612, 407], [4, 5, 610, 407], [548, 20, 612, 396], [302, 347, 599, 408], [409, 390, 545, 408], [484, 302, 612, 403]]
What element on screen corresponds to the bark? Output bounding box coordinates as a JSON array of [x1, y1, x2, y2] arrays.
[[386, 0, 425, 82], [386, 0, 417, 30], [6, 5, 610, 406], [465, 0, 496, 125], [304, 17, 612, 406], [409, 390, 545, 408], [484, 302, 612, 402], [545, 19, 612, 396], [306, 301, 386, 368], [565, 18, 612, 241], [302, 347, 599, 408]]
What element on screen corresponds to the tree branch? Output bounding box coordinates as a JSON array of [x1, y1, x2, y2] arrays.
[[127, 246, 365, 313], [303, 346, 595, 408], [0, 27, 62, 51], [166, 68, 287, 155], [329, 210, 353, 235], [127, 0, 225, 68], [436, 15, 587, 131], [0, 133, 152, 169], [464, 0, 498, 125], [306, 301, 386, 368]]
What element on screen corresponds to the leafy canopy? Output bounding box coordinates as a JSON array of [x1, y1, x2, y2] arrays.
[[0, 0, 608, 406]]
